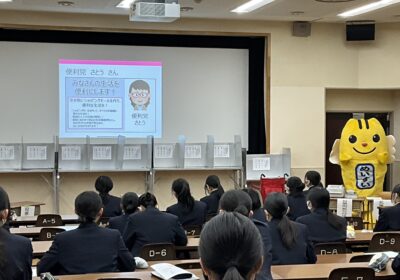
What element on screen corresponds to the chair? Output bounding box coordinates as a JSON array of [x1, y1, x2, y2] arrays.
[[349, 254, 374, 263], [314, 242, 347, 255], [183, 225, 202, 237], [328, 267, 375, 280], [346, 217, 364, 230], [368, 232, 400, 252], [139, 243, 176, 261], [35, 214, 63, 227], [38, 228, 65, 241]]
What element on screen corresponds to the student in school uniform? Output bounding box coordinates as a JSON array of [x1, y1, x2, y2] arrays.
[[37, 191, 135, 275], [374, 184, 400, 232], [108, 192, 139, 235], [166, 178, 207, 226], [242, 188, 267, 223], [286, 176, 310, 221], [264, 192, 316, 265], [200, 175, 225, 216], [199, 212, 263, 280], [219, 190, 273, 280], [95, 175, 122, 217], [123, 192, 188, 256], [0, 186, 32, 280], [296, 188, 347, 243], [303, 170, 324, 196]]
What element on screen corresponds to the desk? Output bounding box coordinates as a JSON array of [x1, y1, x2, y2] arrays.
[[271, 261, 395, 280], [11, 225, 78, 238], [9, 214, 79, 227], [10, 201, 44, 216], [329, 198, 365, 216], [32, 269, 204, 280], [345, 231, 374, 246]]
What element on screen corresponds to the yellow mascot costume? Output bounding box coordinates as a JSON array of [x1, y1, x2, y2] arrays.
[[329, 118, 396, 197]]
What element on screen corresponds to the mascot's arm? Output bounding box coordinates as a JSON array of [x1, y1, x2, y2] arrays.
[[386, 135, 396, 164], [329, 139, 341, 164]]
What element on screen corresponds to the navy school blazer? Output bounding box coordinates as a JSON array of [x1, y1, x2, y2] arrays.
[[374, 203, 400, 232], [166, 200, 208, 226]]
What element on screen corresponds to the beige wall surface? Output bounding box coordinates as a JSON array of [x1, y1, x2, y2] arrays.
[[1, 11, 400, 212]]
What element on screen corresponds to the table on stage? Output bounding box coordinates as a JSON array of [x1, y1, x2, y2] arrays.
[[10, 201, 44, 216], [9, 214, 79, 227]]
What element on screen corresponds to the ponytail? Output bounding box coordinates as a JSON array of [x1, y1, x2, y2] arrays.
[[222, 266, 245, 280], [172, 178, 195, 211], [278, 216, 297, 249], [139, 192, 158, 208]]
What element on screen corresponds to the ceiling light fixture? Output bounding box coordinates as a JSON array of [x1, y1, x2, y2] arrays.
[[58, 1, 74, 6], [0, 0, 13, 2], [117, 0, 136, 9], [231, 0, 275, 13], [338, 0, 400, 17]]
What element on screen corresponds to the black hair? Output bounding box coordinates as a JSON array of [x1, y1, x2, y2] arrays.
[[205, 175, 225, 199], [199, 212, 263, 280], [138, 192, 158, 208], [0, 186, 10, 212], [121, 192, 139, 214], [391, 184, 400, 202], [286, 176, 305, 196], [95, 176, 114, 205], [219, 190, 252, 217], [129, 80, 150, 93], [308, 188, 343, 230], [241, 188, 262, 211], [264, 192, 297, 249], [172, 178, 195, 211], [75, 191, 103, 224], [305, 171, 323, 188]]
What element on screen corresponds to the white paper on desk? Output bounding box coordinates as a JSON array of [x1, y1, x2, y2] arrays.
[[27, 146, 47, 160], [373, 199, 393, 220], [365, 251, 399, 258], [92, 146, 112, 160], [214, 144, 230, 158], [21, 206, 35, 217], [124, 145, 141, 160], [0, 145, 15, 160], [253, 158, 270, 171], [155, 145, 174, 159], [61, 146, 81, 161], [151, 263, 199, 280], [185, 145, 202, 159], [336, 198, 352, 217]]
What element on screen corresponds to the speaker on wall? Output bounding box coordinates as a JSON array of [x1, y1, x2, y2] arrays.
[[346, 21, 375, 41], [292, 21, 311, 37]]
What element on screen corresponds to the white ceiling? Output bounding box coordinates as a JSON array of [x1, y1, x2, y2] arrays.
[[1, 0, 400, 23]]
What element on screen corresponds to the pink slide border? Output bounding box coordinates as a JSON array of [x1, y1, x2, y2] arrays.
[[59, 59, 161, 66]]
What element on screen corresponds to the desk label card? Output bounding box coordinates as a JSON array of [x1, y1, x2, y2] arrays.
[[0, 146, 15, 160], [214, 144, 230, 158], [124, 145, 142, 160], [185, 145, 202, 159], [92, 146, 112, 160], [27, 146, 47, 161], [253, 158, 271, 171], [61, 146, 81, 161]]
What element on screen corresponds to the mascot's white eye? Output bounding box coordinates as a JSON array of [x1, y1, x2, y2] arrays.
[[373, 134, 380, 143], [349, 135, 357, 144]]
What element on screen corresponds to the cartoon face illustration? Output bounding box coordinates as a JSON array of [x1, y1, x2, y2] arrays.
[[339, 118, 388, 161], [129, 80, 150, 110]]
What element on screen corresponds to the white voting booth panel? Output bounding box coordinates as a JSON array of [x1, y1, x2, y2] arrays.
[[246, 148, 291, 181]]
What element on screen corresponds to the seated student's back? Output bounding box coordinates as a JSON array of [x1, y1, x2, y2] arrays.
[[166, 178, 207, 226], [108, 192, 139, 235], [199, 212, 263, 280], [95, 176, 122, 217], [242, 188, 267, 223], [0, 186, 32, 280], [200, 175, 224, 215], [374, 184, 400, 232], [286, 177, 310, 221], [123, 192, 187, 256], [303, 171, 323, 197], [296, 188, 346, 243], [264, 192, 316, 265], [38, 191, 135, 275]]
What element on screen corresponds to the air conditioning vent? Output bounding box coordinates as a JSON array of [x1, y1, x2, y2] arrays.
[[129, 2, 180, 22]]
